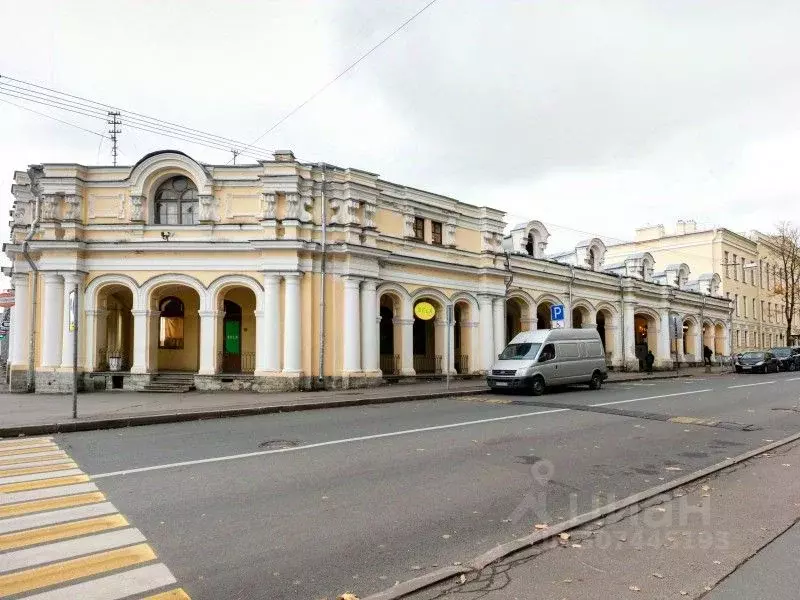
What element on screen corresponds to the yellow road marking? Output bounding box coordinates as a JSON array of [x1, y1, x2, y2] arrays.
[[0, 452, 69, 466], [0, 491, 106, 518], [0, 445, 58, 457], [0, 542, 156, 596], [0, 474, 89, 494], [0, 514, 129, 551], [0, 462, 78, 477], [145, 589, 192, 600]]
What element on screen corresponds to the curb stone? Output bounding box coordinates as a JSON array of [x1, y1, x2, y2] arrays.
[[362, 429, 800, 600]]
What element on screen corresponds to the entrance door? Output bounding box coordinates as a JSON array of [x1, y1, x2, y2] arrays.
[[222, 300, 242, 373]]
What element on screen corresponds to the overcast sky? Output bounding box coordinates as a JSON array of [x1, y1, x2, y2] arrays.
[[1, 0, 799, 288]]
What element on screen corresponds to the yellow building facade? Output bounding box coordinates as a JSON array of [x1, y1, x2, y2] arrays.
[[606, 221, 798, 353], [4, 151, 732, 393]]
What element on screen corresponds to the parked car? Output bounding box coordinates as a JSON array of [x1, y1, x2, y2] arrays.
[[487, 328, 608, 395], [735, 351, 780, 374], [769, 347, 800, 372]]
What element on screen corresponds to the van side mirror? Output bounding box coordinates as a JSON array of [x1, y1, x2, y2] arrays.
[[498, 354, 502, 360]]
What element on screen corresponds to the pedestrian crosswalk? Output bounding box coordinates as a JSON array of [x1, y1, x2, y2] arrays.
[[0, 436, 189, 599]]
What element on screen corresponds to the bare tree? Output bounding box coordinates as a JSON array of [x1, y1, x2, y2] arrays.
[[771, 222, 800, 344]]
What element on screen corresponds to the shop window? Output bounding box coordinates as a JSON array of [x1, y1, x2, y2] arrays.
[[159, 296, 185, 349]]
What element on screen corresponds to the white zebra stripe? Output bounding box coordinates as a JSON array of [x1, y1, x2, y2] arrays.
[[0, 502, 117, 534], [20, 563, 178, 600], [0, 482, 100, 505], [0, 468, 82, 485]]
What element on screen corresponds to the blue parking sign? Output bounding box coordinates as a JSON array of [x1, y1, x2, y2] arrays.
[[551, 304, 565, 322]]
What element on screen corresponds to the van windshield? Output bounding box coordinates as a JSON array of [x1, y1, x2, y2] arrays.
[[499, 343, 542, 360]]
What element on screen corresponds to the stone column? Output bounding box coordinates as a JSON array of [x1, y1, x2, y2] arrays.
[[447, 310, 456, 374], [493, 297, 505, 357], [607, 323, 622, 368], [479, 295, 495, 372], [622, 300, 636, 368], [657, 309, 672, 367], [360, 280, 379, 373], [60, 273, 83, 369], [198, 310, 221, 375], [9, 273, 30, 368], [283, 273, 302, 374], [41, 273, 64, 368], [342, 276, 362, 374], [130, 309, 152, 374], [398, 317, 415, 376], [260, 274, 281, 373]]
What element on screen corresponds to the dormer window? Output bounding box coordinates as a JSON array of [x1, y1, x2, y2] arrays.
[[587, 248, 596, 268], [155, 176, 198, 225]]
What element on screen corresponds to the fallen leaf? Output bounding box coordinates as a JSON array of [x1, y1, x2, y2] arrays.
[[563, 578, 573, 583], [652, 573, 664, 579], [629, 585, 641, 591], [534, 523, 549, 530], [713, 560, 721, 565], [701, 485, 711, 491], [453, 561, 462, 566], [559, 533, 571, 541], [783, 464, 792, 467], [763, 439, 774, 442], [338, 594, 359, 600], [410, 566, 422, 571], [619, 536, 628, 542], [460, 574, 467, 584], [442, 534, 451, 539], [571, 543, 583, 548], [665, 466, 683, 471], [655, 507, 667, 512], [680, 592, 688, 596], [705, 586, 713, 591]]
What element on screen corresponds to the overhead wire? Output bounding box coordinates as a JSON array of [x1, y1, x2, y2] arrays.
[[0, 75, 276, 159], [0, 96, 106, 139], [242, 0, 441, 153]]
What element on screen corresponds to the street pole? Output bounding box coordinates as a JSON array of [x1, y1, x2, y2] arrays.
[[72, 283, 79, 419]]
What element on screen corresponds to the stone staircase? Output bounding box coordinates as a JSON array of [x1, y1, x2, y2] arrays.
[[141, 372, 196, 393]]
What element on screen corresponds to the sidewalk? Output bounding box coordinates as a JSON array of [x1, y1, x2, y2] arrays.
[[403, 435, 800, 600], [0, 366, 727, 436]]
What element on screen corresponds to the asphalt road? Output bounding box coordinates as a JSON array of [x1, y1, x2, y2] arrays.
[[54, 372, 800, 599]]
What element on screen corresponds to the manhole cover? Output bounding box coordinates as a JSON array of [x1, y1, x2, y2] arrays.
[[258, 439, 303, 450]]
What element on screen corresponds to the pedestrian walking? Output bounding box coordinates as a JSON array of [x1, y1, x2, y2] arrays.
[[645, 350, 655, 373], [703, 345, 713, 366]]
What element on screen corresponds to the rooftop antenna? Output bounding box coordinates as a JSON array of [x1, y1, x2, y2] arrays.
[[107, 111, 121, 166]]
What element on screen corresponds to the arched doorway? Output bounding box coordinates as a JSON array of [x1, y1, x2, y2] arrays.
[[714, 323, 726, 357], [596, 308, 614, 363], [217, 287, 257, 373], [683, 319, 699, 363], [413, 298, 444, 374], [149, 283, 201, 373], [537, 301, 553, 329], [94, 284, 134, 371], [379, 293, 402, 375], [703, 322, 715, 356], [633, 312, 658, 370], [572, 305, 590, 329]]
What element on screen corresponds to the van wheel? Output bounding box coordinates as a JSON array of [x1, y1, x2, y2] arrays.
[[530, 376, 545, 396], [589, 371, 603, 390]]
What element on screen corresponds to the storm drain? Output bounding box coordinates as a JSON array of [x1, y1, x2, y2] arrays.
[[510, 400, 760, 431], [258, 439, 303, 450]]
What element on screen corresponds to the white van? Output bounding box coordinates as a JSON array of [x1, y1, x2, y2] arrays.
[[487, 328, 608, 395]]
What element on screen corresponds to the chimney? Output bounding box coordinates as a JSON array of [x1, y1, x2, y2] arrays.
[[273, 150, 296, 163], [635, 224, 665, 242], [675, 220, 697, 235]]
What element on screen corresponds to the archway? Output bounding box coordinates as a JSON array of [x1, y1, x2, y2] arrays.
[[148, 283, 201, 373], [596, 309, 614, 362], [714, 323, 726, 357], [217, 287, 257, 373], [572, 305, 590, 329], [454, 300, 474, 374], [633, 312, 658, 369], [683, 319, 699, 363], [537, 301, 553, 329], [94, 284, 134, 371], [702, 322, 715, 357], [413, 297, 445, 374], [379, 293, 401, 375]]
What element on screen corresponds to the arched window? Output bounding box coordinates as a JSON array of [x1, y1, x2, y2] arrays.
[[154, 176, 198, 225], [587, 248, 596, 269], [525, 233, 534, 256], [159, 296, 184, 349]]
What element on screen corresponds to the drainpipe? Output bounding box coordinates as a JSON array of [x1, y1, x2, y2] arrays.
[[317, 164, 327, 389], [21, 170, 42, 392], [619, 276, 626, 371], [568, 265, 576, 327]]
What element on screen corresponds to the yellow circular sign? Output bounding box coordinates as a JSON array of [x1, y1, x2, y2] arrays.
[[414, 301, 436, 321]]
